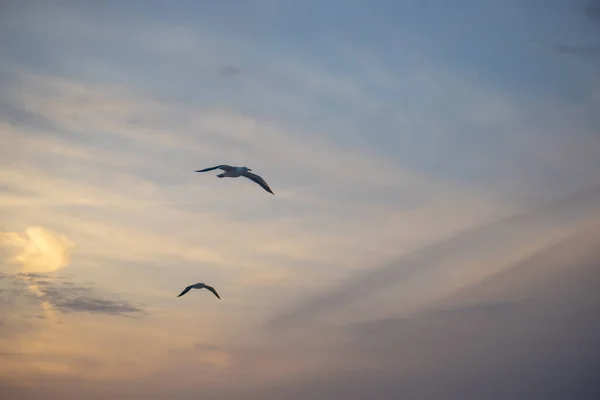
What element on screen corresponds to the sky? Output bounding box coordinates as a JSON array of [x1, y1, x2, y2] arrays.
[[0, 0, 599, 398]]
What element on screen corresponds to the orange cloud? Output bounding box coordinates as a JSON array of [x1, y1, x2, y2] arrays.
[[0, 226, 74, 274], [0, 226, 74, 318]]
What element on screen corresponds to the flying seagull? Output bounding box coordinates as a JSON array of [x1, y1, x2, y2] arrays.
[[177, 282, 221, 299], [195, 165, 274, 194]]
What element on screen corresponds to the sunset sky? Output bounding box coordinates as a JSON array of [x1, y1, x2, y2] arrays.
[[1, 0, 600, 398]]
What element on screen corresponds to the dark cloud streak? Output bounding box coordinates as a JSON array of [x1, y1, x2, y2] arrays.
[[0, 272, 143, 317], [216, 65, 242, 77], [553, 43, 600, 58], [53, 297, 141, 315]]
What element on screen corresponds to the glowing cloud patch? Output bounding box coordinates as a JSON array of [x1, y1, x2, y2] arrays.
[[0, 226, 74, 274]]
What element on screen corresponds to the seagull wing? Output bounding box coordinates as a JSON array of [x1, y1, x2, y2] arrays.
[[177, 285, 194, 297], [203, 285, 221, 299], [195, 165, 233, 173], [242, 171, 274, 194]]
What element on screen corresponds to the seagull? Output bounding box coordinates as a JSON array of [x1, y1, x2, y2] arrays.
[[195, 165, 274, 194], [177, 282, 221, 299]]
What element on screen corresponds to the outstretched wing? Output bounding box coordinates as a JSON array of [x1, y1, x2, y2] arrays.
[[177, 285, 194, 297], [195, 165, 232, 173], [242, 171, 274, 194], [203, 285, 221, 299]]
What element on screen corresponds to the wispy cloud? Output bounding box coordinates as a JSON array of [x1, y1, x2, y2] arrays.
[[269, 184, 600, 330], [239, 219, 600, 399], [1, 0, 600, 398], [4, 67, 416, 189], [1, 273, 143, 317], [1, 67, 515, 298], [0, 227, 141, 321]]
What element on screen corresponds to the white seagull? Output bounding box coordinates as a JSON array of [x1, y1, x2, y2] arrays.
[[195, 165, 274, 194], [177, 282, 221, 299]]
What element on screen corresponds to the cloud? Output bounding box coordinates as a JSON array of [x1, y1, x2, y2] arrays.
[[3, 67, 417, 191], [34, 281, 142, 316], [0, 227, 140, 318], [0, 68, 519, 303], [216, 65, 242, 77], [268, 184, 600, 330], [4, 6, 596, 205], [421, 297, 535, 317], [48, 296, 141, 316], [1, 2, 599, 397], [553, 43, 600, 58], [1, 272, 142, 317], [244, 219, 600, 400], [0, 226, 74, 274]]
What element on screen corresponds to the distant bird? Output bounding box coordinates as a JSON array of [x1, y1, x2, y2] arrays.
[[195, 165, 274, 194], [177, 282, 221, 299]]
